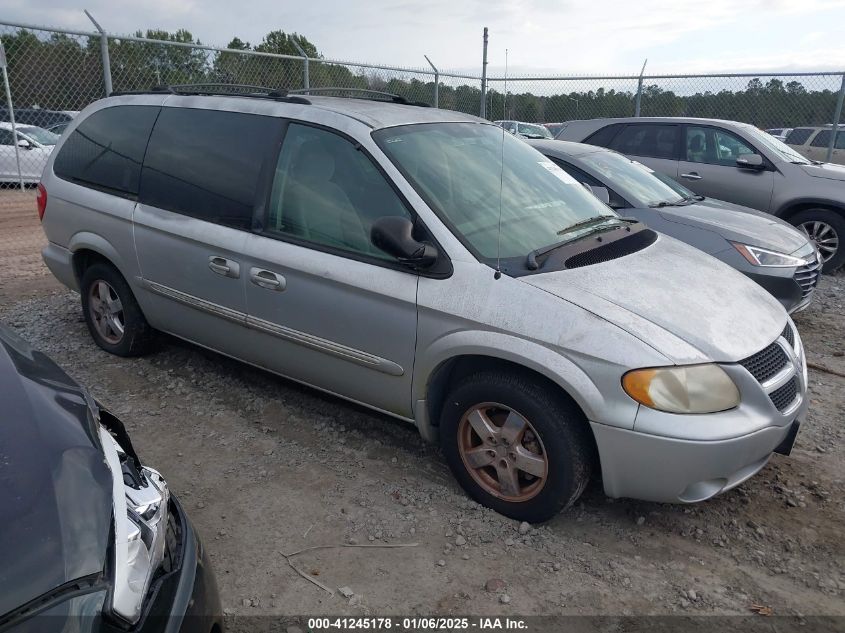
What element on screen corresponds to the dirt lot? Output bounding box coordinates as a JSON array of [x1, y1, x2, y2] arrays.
[[1, 189, 844, 623]]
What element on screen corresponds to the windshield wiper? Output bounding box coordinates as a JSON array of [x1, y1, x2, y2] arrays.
[[527, 219, 620, 270], [555, 215, 615, 235], [648, 199, 688, 208]]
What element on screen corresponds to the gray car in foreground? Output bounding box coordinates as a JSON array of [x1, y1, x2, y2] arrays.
[[528, 139, 821, 313], [556, 116, 845, 272], [39, 89, 806, 521]]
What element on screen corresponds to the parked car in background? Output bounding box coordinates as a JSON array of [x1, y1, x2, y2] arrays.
[[0, 324, 222, 632], [494, 119, 554, 138], [38, 90, 807, 521], [0, 122, 59, 183], [785, 125, 845, 165], [766, 127, 792, 142], [529, 139, 821, 313], [46, 121, 70, 135], [557, 116, 845, 272], [0, 107, 74, 129], [544, 122, 566, 137]]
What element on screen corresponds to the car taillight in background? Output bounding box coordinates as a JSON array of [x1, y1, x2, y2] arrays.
[[36, 183, 47, 221]]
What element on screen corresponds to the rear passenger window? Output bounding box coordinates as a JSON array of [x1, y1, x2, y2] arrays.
[[140, 108, 282, 229], [785, 128, 813, 145], [265, 123, 411, 259], [810, 130, 831, 148], [53, 105, 159, 196], [585, 124, 623, 148], [609, 124, 678, 160]]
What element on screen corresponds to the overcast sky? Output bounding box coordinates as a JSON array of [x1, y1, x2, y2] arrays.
[[6, 0, 845, 75]]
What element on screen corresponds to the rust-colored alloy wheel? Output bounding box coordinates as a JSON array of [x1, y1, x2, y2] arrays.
[[457, 402, 549, 502]]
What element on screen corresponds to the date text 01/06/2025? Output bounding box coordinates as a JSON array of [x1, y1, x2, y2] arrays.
[[306, 617, 529, 630]]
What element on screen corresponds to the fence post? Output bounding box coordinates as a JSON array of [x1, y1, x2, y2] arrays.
[[291, 38, 309, 93], [424, 55, 439, 108], [826, 72, 845, 163], [0, 40, 24, 190], [480, 27, 488, 118], [634, 58, 647, 117], [84, 11, 112, 96]]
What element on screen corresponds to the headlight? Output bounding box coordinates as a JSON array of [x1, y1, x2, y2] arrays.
[[622, 364, 740, 414], [732, 242, 808, 268], [98, 425, 170, 624]]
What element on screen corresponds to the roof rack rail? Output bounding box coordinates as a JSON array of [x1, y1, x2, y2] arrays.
[[110, 84, 311, 104], [288, 87, 429, 107]]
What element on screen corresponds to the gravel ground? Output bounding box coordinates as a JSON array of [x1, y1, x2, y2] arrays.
[[1, 190, 844, 622]]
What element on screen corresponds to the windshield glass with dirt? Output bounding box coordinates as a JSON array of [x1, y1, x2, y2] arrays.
[[374, 122, 617, 261]]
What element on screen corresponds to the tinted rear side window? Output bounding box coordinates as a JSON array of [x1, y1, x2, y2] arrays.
[[53, 105, 159, 196], [609, 124, 679, 160], [585, 124, 623, 148], [140, 108, 282, 229], [810, 130, 831, 148], [785, 128, 813, 145]]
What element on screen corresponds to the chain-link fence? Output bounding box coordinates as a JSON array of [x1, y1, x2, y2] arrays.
[[1, 18, 844, 187]]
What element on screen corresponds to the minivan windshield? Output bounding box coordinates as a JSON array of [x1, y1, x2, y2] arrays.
[[577, 150, 685, 207], [374, 123, 617, 261], [518, 123, 553, 139], [738, 123, 810, 164]]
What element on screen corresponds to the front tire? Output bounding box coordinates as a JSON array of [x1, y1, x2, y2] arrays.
[[80, 263, 154, 356], [439, 370, 593, 522], [790, 208, 844, 273]]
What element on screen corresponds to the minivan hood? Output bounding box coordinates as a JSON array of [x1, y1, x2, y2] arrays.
[[521, 235, 786, 364], [657, 200, 810, 255], [0, 327, 112, 617], [799, 162, 845, 182]]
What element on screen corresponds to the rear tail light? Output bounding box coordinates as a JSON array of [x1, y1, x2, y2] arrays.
[[36, 183, 47, 221]]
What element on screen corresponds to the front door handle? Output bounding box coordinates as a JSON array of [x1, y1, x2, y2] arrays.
[[249, 268, 286, 291], [680, 172, 702, 180], [208, 256, 240, 278]]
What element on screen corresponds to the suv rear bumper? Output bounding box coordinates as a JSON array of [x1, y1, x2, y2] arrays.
[[42, 242, 77, 291], [590, 413, 804, 503]]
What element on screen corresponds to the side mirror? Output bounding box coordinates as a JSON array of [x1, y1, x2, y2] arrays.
[[17, 139, 32, 150], [371, 216, 438, 268], [589, 185, 611, 205], [736, 153, 764, 170]]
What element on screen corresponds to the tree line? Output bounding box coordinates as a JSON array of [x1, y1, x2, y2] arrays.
[[1, 26, 842, 129]]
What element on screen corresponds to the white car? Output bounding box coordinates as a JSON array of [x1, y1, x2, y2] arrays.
[[0, 122, 59, 183]]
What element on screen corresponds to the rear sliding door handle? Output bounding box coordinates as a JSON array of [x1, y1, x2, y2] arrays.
[[208, 256, 240, 278], [680, 172, 702, 180], [249, 268, 286, 291]]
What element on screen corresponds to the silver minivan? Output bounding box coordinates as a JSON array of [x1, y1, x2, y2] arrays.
[[39, 90, 807, 521]]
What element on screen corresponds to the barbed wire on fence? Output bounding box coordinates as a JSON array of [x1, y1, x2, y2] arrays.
[[1, 19, 844, 186]]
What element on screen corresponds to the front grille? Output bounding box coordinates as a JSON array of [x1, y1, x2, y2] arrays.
[[769, 376, 799, 412], [564, 229, 657, 269], [782, 323, 794, 348], [794, 254, 821, 299], [738, 341, 789, 383]]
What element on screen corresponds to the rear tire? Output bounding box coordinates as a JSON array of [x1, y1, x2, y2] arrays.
[[439, 370, 593, 523], [789, 208, 844, 273], [80, 263, 154, 356]]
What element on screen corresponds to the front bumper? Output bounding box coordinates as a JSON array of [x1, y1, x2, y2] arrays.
[[744, 268, 815, 315], [135, 496, 223, 633], [591, 415, 803, 503]]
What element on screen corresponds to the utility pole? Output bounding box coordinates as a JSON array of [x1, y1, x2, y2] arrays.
[[634, 58, 647, 117], [85, 10, 112, 96], [480, 27, 488, 119], [424, 55, 439, 108], [826, 72, 845, 163], [0, 40, 24, 190]]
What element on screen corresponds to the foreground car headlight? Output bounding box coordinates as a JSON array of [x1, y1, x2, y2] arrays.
[[732, 242, 808, 268], [622, 364, 740, 414], [98, 425, 170, 624]]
